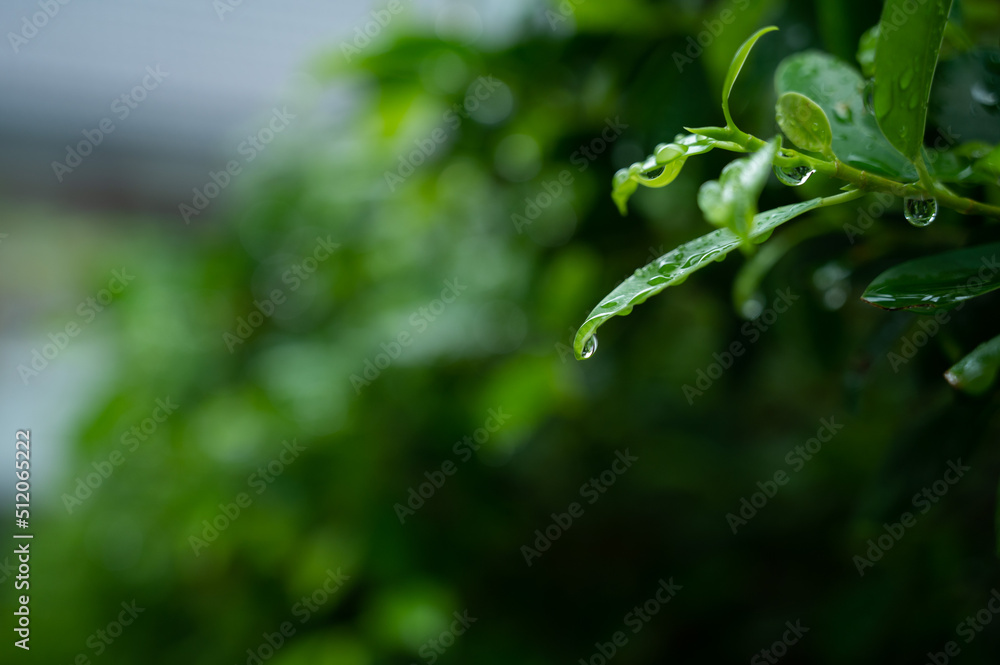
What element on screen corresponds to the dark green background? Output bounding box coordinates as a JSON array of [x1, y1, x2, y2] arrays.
[[5, 0, 1000, 663]]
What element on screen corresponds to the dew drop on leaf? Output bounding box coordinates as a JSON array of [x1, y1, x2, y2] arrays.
[[899, 68, 914, 90], [903, 197, 938, 227], [655, 143, 685, 164], [863, 80, 875, 114], [773, 165, 815, 186], [580, 334, 598, 359]]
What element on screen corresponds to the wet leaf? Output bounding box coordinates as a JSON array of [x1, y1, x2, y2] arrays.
[[775, 92, 834, 154], [775, 51, 916, 180], [697, 140, 779, 238], [873, 0, 953, 163], [722, 26, 779, 129], [861, 242, 1000, 311], [612, 134, 720, 215], [856, 25, 879, 78], [945, 334, 1000, 394], [573, 198, 825, 359]]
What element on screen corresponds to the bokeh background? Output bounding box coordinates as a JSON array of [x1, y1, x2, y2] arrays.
[[2, 0, 1000, 663]]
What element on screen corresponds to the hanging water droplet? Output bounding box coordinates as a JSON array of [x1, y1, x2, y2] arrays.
[[774, 165, 816, 186], [580, 334, 598, 359], [903, 197, 938, 227]]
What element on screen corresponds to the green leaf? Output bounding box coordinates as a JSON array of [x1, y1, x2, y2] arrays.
[[873, 0, 954, 164], [856, 25, 879, 78], [775, 92, 834, 155], [611, 134, 721, 215], [945, 334, 1000, 394], [775, 51, 916, 180], [861, 242, 1000, 311], [722, 26, 779, 129], [698, 140, 778, 238], [573, 197, 825, 359], [684, 126, 736, 142]]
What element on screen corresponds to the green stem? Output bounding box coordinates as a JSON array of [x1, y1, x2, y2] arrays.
[[735, 133, 1000, 218]]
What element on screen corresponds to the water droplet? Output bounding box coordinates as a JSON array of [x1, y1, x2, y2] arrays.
[[655, 143, 685, 164], [627, 163, 642, 178], [863, 80, 875, 114], [971, 82, 998, 106], [833, 102, 852, 122], [613, 169, 630, 187], [647, 275, 670, 286], [899, 69, 914, 90], [741, 294, 764, 319], [774, 165, 816, 186], [657, 261, 679, 275], [600, 301, 619, 309], [903, 197, 938, 227], [580, 334, 598, 359]]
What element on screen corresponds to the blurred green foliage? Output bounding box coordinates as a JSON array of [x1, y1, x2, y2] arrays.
[[8, 1, 1000, 663]]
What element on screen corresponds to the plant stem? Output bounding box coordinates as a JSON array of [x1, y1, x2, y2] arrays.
[[733, 133, 1000, 218]]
